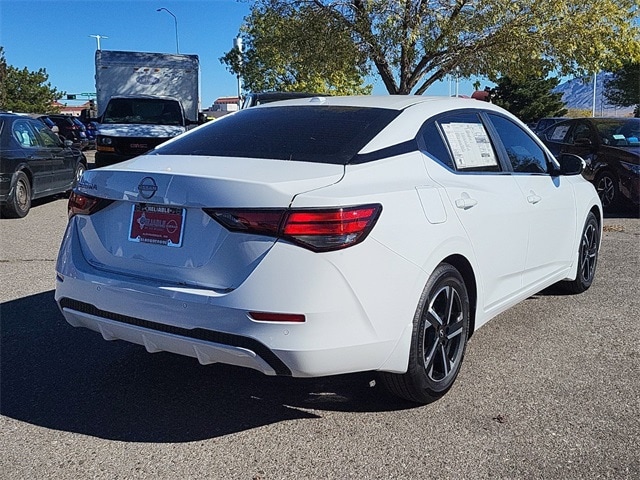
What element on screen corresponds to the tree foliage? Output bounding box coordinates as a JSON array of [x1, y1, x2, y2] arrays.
[[491, 75, 567, 123], [604, 62, 640, 116], [0, 47, 63, 113], [231, 0, 640, 95], [221, 4, 372, 95]]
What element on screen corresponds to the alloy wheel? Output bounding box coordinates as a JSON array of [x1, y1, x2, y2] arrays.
[[423, 284, 465, 383], [579, 221, 598, 283], [596, 174, 615, 207]]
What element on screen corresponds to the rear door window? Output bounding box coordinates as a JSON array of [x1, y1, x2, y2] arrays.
[[12, 120, 39, 147], [419, 111, 502, 173]]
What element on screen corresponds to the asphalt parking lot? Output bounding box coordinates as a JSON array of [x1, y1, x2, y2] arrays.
[[1, 165, 638, 479]]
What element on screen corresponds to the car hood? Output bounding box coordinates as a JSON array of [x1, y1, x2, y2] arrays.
[[78, 154, 345, 207], [97, 123, 185, 138], [603, 145, 640, 164]]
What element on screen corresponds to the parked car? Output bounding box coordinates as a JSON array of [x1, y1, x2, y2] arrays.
[[40, 114, 89, 150], [0, 113, 87, 218], [80, 119, 97, 150], [540, 117, 640, 209], [55, 96, 601, 404]]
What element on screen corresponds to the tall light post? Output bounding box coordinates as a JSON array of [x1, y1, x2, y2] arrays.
[[234, 36, 243, 109], [592, 72, 597, 118], [89, 34, 108, 50], [157, 7, 179, 54]]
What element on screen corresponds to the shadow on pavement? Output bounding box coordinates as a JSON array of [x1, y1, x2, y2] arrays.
[[603, 203, 640, 219], [0, 291, 415, 442]]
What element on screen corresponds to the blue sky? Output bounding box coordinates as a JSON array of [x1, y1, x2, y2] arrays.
[[1, 0, 476, 108]]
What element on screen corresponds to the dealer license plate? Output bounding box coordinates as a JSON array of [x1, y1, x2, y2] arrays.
[[129, 204, 185, 247]]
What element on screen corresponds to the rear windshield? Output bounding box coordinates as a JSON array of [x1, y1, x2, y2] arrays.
[[152, 106, 400, 164]]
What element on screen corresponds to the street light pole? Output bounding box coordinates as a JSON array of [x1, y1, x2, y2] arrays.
[[157, 8, 179, 54], [89, 34, 108, 50], [234, 37, 243, 109], [592, 72, 597, 118]]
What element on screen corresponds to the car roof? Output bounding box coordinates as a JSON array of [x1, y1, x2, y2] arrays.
[[249, 95, 517, 154], [257, 94, 496, 112]]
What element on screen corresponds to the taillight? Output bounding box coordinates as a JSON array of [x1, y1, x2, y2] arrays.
[[68, 191, 113, 218], [206, 204, 382, 252]]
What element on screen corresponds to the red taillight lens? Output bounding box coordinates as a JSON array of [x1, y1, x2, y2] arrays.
[[284, 207, 380, 235], [249, 311, 306, 323], [206, 204, 381, 252], [206, 209, 284, 236], [68, 191, 112, 218]]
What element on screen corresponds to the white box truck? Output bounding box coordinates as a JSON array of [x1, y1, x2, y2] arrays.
[[92, 50, 200, 167]]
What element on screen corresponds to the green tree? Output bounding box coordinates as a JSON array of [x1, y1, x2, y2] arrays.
[[604, 62, 640, 116], [0, 48, 64, 113], [491, 75, 568, 123], [221, 4, 372, 95], [233, 0, 640, 95]]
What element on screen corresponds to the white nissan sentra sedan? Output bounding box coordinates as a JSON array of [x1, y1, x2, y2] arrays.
[[55, 96, 602, 403]]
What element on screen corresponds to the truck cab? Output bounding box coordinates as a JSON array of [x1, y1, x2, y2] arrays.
[[94, 96, 196, 167]]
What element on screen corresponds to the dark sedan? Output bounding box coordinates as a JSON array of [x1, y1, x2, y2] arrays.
[[540, 117, 640, 209], [0, 113, 87, 218], [40, 114, 89, 150]]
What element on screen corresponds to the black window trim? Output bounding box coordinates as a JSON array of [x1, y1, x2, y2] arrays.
[[416, 108, 512, 175], [416, 108, 557, 176]]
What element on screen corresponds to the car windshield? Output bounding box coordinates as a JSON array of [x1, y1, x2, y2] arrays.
[[103, 98, 184, 126], [153, 106, 400, 165], [595, 119, 640, 147]]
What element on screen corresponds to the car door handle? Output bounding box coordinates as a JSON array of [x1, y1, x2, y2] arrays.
[[527, 193, 542, 204], [455, 194, 478, 210]]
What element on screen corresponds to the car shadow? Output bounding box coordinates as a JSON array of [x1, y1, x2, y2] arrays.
[[603, 203, 640, 219], [0, 291, 416, 442]]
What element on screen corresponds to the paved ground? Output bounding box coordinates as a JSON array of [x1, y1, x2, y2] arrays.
[[1, 181, 638, 479]]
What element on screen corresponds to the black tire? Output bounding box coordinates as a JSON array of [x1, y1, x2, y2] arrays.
[[381, 263, 470, 404], [1, 171, 31, 218], [594, 170, 619, 210], [562, 212, 600, 294]]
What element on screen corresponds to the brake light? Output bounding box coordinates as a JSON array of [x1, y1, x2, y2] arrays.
[[206, 204, 382, 252], [68, 191, 113, 218]]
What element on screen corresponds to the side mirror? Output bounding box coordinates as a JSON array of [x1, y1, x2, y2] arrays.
[[64, 139, 74, 147], [555, 154, 585, 176]]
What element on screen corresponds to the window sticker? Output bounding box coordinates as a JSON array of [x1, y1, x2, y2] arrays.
[[550, 125, 570, 141], [441, 123, 498, 169]]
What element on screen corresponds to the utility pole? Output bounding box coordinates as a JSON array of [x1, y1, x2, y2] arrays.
[[234, 37, 243, 109], [89, 34, 108, 50]]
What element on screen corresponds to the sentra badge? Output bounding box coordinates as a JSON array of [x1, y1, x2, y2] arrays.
[[138, 177, 158, 200]]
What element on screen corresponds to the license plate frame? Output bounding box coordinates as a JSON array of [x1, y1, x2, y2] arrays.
[[128, 204, 185, 247]]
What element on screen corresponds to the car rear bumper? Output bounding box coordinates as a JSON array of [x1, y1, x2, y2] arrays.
[[55, 221, 421, 377], [620, 172, 640, 205]]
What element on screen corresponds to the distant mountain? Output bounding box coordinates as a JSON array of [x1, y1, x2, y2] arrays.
[[554, 73, 634, 116]]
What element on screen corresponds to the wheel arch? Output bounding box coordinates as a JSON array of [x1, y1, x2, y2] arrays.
[[13, 166, 34, 194], [441, 254, 478, 338]]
